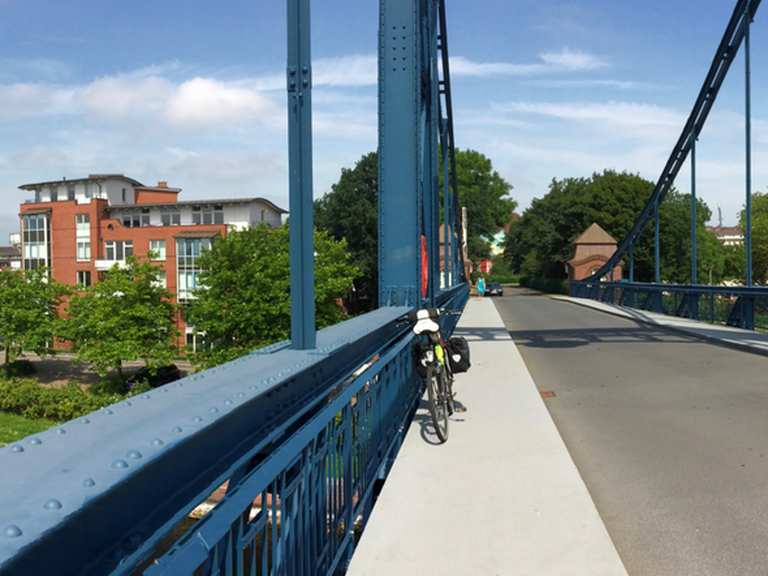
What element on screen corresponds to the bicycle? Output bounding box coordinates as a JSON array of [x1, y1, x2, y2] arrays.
[[409, 308, 458, 443]]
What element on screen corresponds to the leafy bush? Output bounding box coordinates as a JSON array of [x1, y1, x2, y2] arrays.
[[0, 379, 126, 421]]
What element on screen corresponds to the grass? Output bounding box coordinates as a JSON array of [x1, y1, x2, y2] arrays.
[[0, 411, 57, 446]]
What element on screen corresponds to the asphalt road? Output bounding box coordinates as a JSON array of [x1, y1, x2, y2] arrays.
[[494, 287, 768, 576]]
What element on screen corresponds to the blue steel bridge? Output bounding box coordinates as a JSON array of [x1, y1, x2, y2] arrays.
[[1, 1, 768, 575]]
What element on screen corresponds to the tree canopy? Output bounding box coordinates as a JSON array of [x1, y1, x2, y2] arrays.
[[59, 258, 177, 380], [0, 268, 67, 374], [315, 149, 515, 310], [185, 226, 359, 367], [505, 170, 729, 284], [315, 152, 378, 312]]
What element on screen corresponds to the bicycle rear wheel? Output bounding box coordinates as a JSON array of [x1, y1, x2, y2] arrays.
[[426, 364, 449, 443]]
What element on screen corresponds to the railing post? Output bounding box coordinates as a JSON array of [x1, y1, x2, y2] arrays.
[[744, 3, 753, 287], [691, 135, 698, 284], [287, 0, 315, 349], [629, 243, 635, 282]]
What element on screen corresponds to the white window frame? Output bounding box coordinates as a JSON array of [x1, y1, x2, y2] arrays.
[[149, 239, 166, 261]]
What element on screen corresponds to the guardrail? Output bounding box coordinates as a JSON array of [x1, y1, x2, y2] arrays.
[[0, 283, 468, 576], [571, 280, 768, 330]]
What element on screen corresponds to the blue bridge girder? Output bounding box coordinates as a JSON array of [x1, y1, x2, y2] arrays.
[[576, 0, 764, 328], [0, 1, 468, 575]]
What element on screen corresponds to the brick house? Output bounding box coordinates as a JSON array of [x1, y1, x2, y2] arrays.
[[18, 174, 286, 350], [566, 223, 623, 282]]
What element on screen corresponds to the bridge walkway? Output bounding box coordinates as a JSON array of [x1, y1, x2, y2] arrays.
[[348, 296, 627, 576], [497, 288, 768, 576]]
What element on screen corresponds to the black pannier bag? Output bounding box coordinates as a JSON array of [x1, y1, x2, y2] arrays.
[[447, 336, 471, 373]]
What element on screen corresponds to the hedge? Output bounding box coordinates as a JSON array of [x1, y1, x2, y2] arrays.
[[0, 379, 126, 421], [519, 276, 568, 295]]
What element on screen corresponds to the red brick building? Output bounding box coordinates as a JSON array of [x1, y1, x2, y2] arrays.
[[18, 174, 286, 350], [566, 223, 623, 282]]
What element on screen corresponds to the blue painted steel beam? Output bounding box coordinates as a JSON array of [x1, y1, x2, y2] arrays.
[[287, 0, 316, 349], [379, 0, 421, 307], [0, 307, 411, 576], [691, 136, 697, 284], [591, 0, 762, 282], [654, 198, 661, 283], [744, 3, 753, 287]]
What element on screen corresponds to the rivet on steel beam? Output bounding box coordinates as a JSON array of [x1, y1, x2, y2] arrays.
[[82, 418, 91, 424], [83, 478, 96, 488], [104, 409, 114, 415], [152, 439, 164, 447], [111, 459, 129, 469], [172, 426, 183, 434], [44, 499, 62, 510], [224, 400, 233, 406], [4, 525, 22, 538], [29, 438, 42, 445], [56, 429, 66, 435], [127, 450, 142, 460], [193, 417, 203, 423], [143, 394, 151, 400], [125, 401, 133, 407], [11, 445, 24, 453], [209, 407, 219, 414]]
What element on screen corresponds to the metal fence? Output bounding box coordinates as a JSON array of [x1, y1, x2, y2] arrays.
[[571, 280, 768, 331], [0, 284, 467, 576]]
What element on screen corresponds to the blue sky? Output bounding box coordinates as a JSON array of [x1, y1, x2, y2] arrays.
[[0, 0, 766, 240]]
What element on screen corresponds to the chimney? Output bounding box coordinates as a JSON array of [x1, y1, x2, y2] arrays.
[[157, 180, 168, 189]]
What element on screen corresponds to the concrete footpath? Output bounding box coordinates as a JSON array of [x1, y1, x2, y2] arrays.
[[348, 298, 627, 576], [553, 295, 768, 356]]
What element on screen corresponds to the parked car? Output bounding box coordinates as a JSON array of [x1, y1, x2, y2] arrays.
[[127, 364, 182, 388], [485, 282, 504, 297]]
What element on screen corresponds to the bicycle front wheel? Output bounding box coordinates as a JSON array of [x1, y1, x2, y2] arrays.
[[426, 364, 449, 443]]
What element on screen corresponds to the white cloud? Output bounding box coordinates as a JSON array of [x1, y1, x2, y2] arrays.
[[539, 48, 607, 71], [165, 78, 276, 126], [496, 100, 683, 137]]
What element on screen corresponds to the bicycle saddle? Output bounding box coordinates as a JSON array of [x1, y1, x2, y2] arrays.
[[410, 308, 440, 335]]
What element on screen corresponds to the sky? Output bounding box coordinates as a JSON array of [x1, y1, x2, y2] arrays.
[[0, 0, 766, 241]]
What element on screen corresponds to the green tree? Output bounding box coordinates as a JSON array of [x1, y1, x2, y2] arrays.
[[60, 258, 177, 380], [505, 170, 723, 284], [315, 152, 378, 311], [0, 268, 67, 375], [741, 192, 768, 283], [185, 226, 359, 367], [451, 149, 516, 262], [316, 149, 515, 310]]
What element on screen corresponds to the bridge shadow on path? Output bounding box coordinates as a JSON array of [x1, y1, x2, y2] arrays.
[[508, 324, 700, 349]]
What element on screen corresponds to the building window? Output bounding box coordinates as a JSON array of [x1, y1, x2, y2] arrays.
[[141, 209, 151, 227], [149, 239, 166, 260], [22, 213, 50, 270], [76, 213, 90, 234], [76, 270, 92, 288], [121, 188, 127, 203], [260, 209, 265, 222], [176, 237, 211, 301], [161, 209, 181, 226], [76, 241, 91, 261], [105, 240, 133, 261], [67, 186, 76, 201], [153, 270, 167, 289], [192, 205, 224, 226], [51, 188, 59, 202]]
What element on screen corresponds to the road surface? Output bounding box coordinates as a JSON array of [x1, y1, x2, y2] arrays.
[[495, 287, 768, 576]]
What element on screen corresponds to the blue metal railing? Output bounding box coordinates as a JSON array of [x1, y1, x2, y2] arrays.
[[570, 280, 768, 331], [0, 284, 467, 576]]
